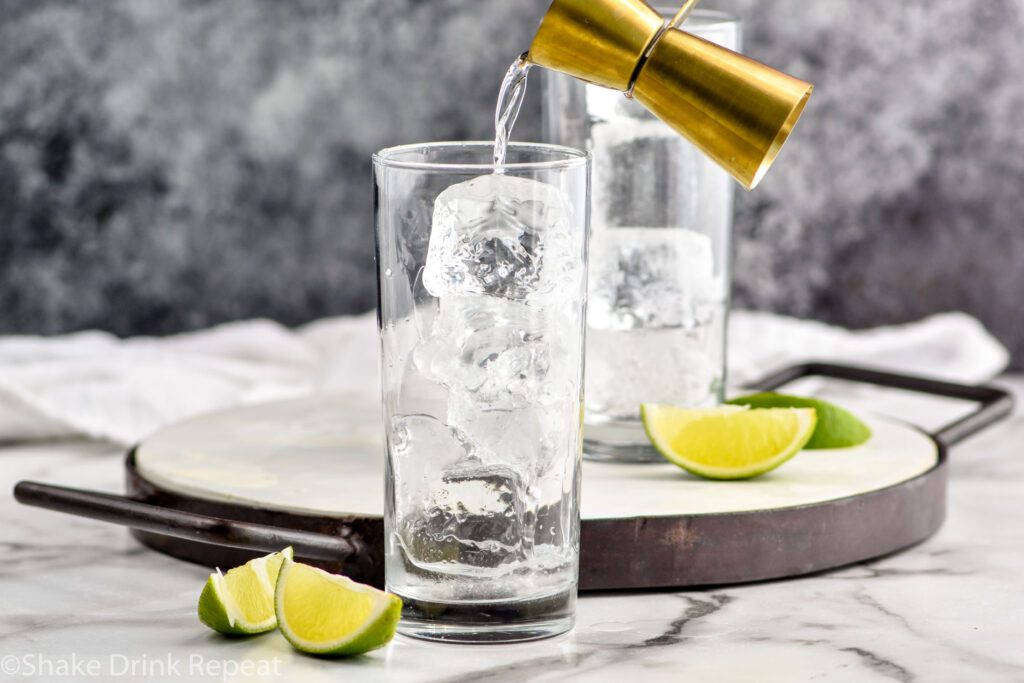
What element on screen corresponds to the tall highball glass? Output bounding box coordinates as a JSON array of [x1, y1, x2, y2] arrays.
[[372, 142, 590, 643]]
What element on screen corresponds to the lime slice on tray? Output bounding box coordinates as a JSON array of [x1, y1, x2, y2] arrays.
[[641, 404, 817, 480], [275, 555, 402, 656], [726, 392, 872, 449], [198, 547, 292, 635]]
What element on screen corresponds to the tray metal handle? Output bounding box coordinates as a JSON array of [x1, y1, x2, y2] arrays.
[[745, 361, 1014, 449]]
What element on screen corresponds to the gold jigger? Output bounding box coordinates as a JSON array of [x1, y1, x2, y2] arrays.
[[633, 29, 812, 189], [528, 0, 813, 189], [527, 0, 665, 91]]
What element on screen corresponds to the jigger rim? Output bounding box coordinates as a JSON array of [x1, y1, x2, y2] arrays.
[[749, 84, 813, 189], [372, 141, 590, 172]]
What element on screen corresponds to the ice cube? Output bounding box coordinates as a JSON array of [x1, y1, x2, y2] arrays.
[[445, 394, 552, 470], [590, 119, 700, 231], [421, 173, 579, 302], [416, 296, 575, 411], [585, 325, 723, 420], [449, 397, 579, 489], [389, 414, 475, 498], [586, 227, 720, 331], [393, 442, 529, 571], [390, 415, 522, 570]]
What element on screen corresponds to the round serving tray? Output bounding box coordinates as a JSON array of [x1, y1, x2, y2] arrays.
[[125, 364, 1011, 591]]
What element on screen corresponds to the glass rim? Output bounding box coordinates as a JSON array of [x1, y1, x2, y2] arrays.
[[372, 141, 590, 172], [654, 7, 739, 27]]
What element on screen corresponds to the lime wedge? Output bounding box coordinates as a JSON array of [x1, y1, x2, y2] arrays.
[[641, 404, 817, 479], [275, 556, 402, 656], [726, 392, 872, 449], [198, 547, 292, 635]]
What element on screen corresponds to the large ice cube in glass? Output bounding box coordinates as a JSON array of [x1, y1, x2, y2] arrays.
[[590, 119, 700, 231], [389, 414, 474, 501], [585, 324, 723, 419], [390, 414, 528, 571], [446, 394, 578, 479], [398, 459, 528, 571], [447, 394, 544, 466], [415, 296, 573, 411], [422, 174, 578, 301]]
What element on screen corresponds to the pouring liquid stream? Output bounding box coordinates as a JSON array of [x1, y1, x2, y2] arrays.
[[492, 53, 532, 172]]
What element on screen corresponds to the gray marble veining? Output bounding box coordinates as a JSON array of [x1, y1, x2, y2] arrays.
[[2, 1, 1023, 367], [1, 378, 1023, 681]]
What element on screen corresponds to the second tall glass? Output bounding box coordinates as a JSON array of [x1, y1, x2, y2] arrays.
[[543, 10, 739, 462], [373, 142, 589, 643]]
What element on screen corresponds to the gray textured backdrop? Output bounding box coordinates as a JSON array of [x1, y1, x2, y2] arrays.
[[2, 1, 1023, 366]]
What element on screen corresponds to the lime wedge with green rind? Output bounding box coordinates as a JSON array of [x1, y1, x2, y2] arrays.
[[726, 392, 872, 449], [275, 555, 402, 656], [641, 404, 817, 480], [198, 547, 293, 635]]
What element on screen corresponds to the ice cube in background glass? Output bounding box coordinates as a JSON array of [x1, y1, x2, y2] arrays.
[[587, 227, 718, 331], [585, 323, 724, 419], [590, 120, 699, 231], [422, 174, 578, 302]]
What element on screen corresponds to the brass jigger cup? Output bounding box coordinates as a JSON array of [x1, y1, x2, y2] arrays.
[[528, 0, 813, 189]]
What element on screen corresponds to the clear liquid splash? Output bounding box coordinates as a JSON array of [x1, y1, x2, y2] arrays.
[[493, 53, 532, 172]]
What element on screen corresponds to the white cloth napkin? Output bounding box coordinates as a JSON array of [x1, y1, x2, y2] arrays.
[[0, 310, 1008, 446], [726, 310, 1010, 386]]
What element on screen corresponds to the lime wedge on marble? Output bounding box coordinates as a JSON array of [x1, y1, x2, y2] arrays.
[[198, 547, 292, 635], [727, 392, 872, 449], [275, 555, 402, 656], [641, 404, 817, 479]]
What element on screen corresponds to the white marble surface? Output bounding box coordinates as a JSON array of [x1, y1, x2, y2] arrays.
[[2, 378, 1023, 682]]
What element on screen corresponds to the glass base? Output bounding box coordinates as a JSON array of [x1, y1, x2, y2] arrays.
[[393, 588, 576, 643], [583, 439, 664, 463], [583, 419, 665, 463]]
